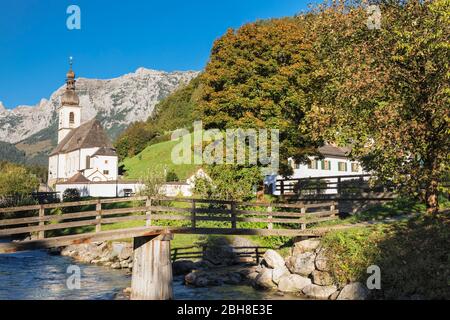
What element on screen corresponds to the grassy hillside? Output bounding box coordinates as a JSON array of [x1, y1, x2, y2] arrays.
[[0, 141, 26, 164], [122, 135, 200, 181]]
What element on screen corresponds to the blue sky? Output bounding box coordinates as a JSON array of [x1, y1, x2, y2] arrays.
[[0, 0, 313, 108]]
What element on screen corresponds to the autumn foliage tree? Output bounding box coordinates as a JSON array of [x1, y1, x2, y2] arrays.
[[196, 18, 323, 174], [305, 0, 449, 214]]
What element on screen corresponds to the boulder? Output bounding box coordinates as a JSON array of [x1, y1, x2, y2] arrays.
[[277, 274, 311, 293], [337, 282, 369, 300], [262, 250, 285, 269], [224, 272, 242, 285], [312, 270, 334, 286], [286, 252, 316, 276], [254, 268, 276, 290], [173, 260, 197, 276], [204, 245, 235, 266], [246, 272, 260, 282], [185, 272, 198, 285], [330, 290, 340, 300], [292, 239, 321, 255], [315, 248, 330, 272], [272, 265, 290, 285], [302, 284, 337, 299], [118, 245, 133, 261], [111, 262, 121, 269]]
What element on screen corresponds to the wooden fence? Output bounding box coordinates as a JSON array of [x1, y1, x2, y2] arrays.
[[0, 196, 338, 241], [276, 174, 395, 197], [171, 245, 271, 264]]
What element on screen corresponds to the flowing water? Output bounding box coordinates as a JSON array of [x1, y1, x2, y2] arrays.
[[0, 249, 302, 300]]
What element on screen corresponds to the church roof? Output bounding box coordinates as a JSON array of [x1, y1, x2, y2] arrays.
[[66, 172, 91, 183], [92, 147, 117, 157], [50, 119, 113, 156]]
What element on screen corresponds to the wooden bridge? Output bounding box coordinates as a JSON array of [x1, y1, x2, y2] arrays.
[[0, 196, 338, 299]]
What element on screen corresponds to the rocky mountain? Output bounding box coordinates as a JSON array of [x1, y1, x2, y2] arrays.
[[0, 68, 199, 165]]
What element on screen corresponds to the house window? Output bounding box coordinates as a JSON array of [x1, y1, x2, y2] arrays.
[[103, 170, 109, 175], [351, 163, 360, 172], [338, 162, 348, 172], [308, 160, 318, 169], [69, 112, 75, 125], [321, 160, 331, 171], [86, 156, 90, 169]]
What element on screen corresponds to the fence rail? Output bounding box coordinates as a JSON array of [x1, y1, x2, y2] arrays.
[[275, 174, 397, 196], [0, 196, 338, 242], [171, 245, 271, 264]]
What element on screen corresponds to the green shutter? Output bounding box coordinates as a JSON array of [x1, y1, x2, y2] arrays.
[[321, 160, 324, 170]]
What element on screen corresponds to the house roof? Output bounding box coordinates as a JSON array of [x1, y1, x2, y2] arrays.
[[92, 147, 117, 157], [50, 119, 113, 156], [318, 145, 351, 158], [66, 172, 91, 183]]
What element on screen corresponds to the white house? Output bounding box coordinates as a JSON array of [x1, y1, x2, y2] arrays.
[[265, 144, 368, 195], [49, 63, 141, 198]]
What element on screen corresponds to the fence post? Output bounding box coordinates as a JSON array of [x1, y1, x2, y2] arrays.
[[172, 248, 177, 263], [146, 197, 152, 227], [202, 245, 207, 260], [38, 205, 45, 239], [330, 202, 337, 217], [255, 247, 260, 264], [300, 206, 306, 230], [231, 201, 237, 229], [95, 200, 102, 233], [191, 200, 196, 229], [280, 180, 285, 195], [267, 205, 273, 230], [337, 177, 341, 194]]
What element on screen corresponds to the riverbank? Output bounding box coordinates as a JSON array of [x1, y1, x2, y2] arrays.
[[57, 237, 361, 300], [57, 213, 450, 300]]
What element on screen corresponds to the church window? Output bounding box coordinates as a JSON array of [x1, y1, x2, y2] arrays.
[[69, 112, 75, 124], [103, 170, 109, 175]]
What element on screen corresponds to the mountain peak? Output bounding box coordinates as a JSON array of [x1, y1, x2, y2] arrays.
[[0, 68, 199, 144]]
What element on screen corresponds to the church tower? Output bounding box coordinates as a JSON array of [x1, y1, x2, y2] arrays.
[[58, 58, 81, 143]]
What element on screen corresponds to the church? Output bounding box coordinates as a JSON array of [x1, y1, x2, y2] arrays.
[[48, 63, 141, 198]]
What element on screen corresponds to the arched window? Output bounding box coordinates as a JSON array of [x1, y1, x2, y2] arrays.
[[69, 112, 75, 125]]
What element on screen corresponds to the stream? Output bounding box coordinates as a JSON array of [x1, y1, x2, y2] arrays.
[[0, 249, 303, 300]]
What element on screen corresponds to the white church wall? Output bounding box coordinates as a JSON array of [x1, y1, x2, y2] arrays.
[[91, 155, 118, 180], [80, 148, 99, 171], [57, 153, 67, 180], [58, 105, 81, 143], [56, 182, 145, 198], [48, 155, 58, 181]]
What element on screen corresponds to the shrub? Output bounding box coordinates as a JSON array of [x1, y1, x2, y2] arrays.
[[62, 188, 81, 202]]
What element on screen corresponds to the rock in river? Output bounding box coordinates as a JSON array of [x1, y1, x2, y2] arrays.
[[277, 274, 311, 293], [286, 252, 316, 276], [262, 249, 285, 269], [337, 282, 369, 300], [302, 284, 337, 299]]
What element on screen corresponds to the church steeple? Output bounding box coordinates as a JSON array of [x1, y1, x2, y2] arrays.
[[61, 57, 79, 106], [58, 57, 81, 143]]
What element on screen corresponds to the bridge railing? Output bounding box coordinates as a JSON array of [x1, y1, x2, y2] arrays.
[[0, 196, 338, 240]]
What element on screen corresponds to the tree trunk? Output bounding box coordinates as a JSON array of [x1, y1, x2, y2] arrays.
[[425, 179, 439, 215]]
